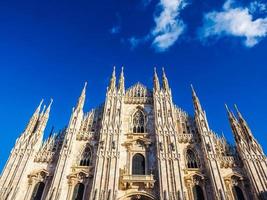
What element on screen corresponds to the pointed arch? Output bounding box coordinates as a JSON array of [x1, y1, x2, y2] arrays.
[[132, 109, 145, 133], [80, 145, 92, 166], [132, 153, 145, 175], [186, 149, 199, 168], [233, 186, 245, 200], [193, 185, 205, 200], [30, 182, 45, 200], [72, 183, 85, 200]]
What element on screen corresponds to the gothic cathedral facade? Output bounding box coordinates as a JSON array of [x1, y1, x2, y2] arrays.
[[0, 68, 267, 200]]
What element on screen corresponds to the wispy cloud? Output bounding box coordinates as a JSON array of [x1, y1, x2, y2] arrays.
[[249, 1, 267, 14], [109, 13, 121, 35], [199, 0, 267, 47], [128, 37, 141, 49], [110, 26, 121, 34], [151, 0, 187, 51], [128, 0, 187, 52]]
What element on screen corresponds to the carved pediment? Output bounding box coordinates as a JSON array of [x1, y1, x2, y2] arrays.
[[122, 137, 152, 149], [67, 166, 94, 181], [224, 172, 244, 181], [28, 169, 49, 184], [184, 172, 206, 185], [28, 169, 49, 178], [224, 172, 246, 187]]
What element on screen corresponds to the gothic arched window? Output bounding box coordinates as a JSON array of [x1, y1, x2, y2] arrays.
[[193, 185, 205, 200], [133, 110, 145, 133], [80, 146, 92, 166], [186, 149, 199, 168], [72, 183, 85, 200], [31, 182, 45, 200], [132, 153, 145, 175], [233, 186, 245, 200]]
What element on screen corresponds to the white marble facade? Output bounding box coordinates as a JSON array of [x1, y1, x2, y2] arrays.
[[0, 67, 267, 200]]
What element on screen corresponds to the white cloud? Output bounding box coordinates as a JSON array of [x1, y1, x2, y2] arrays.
[[151, 0, 187, 51], [200, 0, 267, 47], [128, 37, 141, 49], [128, 0, 187, 52]]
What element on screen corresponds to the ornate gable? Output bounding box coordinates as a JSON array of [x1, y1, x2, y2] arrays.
[[124, 83, 153, 104]]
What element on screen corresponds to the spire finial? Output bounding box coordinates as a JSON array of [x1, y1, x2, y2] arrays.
[[35, 99, 44, 114], [39, 99, 44, 108], [234, 104, 247, 123], [225, 104, 230, 113], [234, 104, 242, 118], [153, 67, 160, 91], [83, 81, 87, 90], [191, 84, 196, 97], [109, 66, 116, 91], [75, 83, 87, 112], [40, 105, 46, 116], [162, 67, 169, 91], [225, 104, 237, 122], [47, 98, 53, 109], [113, 66, 116, 76], [118, 66, 125, 93], [191, 85, 203, 113], [120, 66, 124, 79], [43, 98, 53, 117]]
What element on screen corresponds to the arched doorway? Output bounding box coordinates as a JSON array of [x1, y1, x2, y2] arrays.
[[30, 182, 45, 200], [132, 153, 145, 175], [72, 183, 85, 200], [233, 186, 245, 200], [193, 185, 205, 200]]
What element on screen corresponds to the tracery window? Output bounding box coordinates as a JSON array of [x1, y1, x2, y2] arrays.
[[30, 182, 45, 200], [186, 149, 199, 168], [72, 183, 85, 200], [80, 146, 92, 166], [193, 185, 205, 200], [133, 110, 145, 133], [132, 153, 145, 175]]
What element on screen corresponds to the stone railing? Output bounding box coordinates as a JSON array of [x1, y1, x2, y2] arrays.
[[124, 96, 153, 104], [177, 134, 195, 143], [76, 131, 94, 141], [120, 174, 155, 189], [219, 156, 238, 168]]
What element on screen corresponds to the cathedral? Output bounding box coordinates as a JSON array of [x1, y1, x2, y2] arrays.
[[0, 67, 266, 200]]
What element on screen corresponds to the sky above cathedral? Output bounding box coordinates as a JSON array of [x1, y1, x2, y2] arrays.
[[0, 0, 267, 170]]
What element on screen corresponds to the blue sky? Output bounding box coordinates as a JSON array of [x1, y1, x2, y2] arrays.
[[0, 0, 267, 171]]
